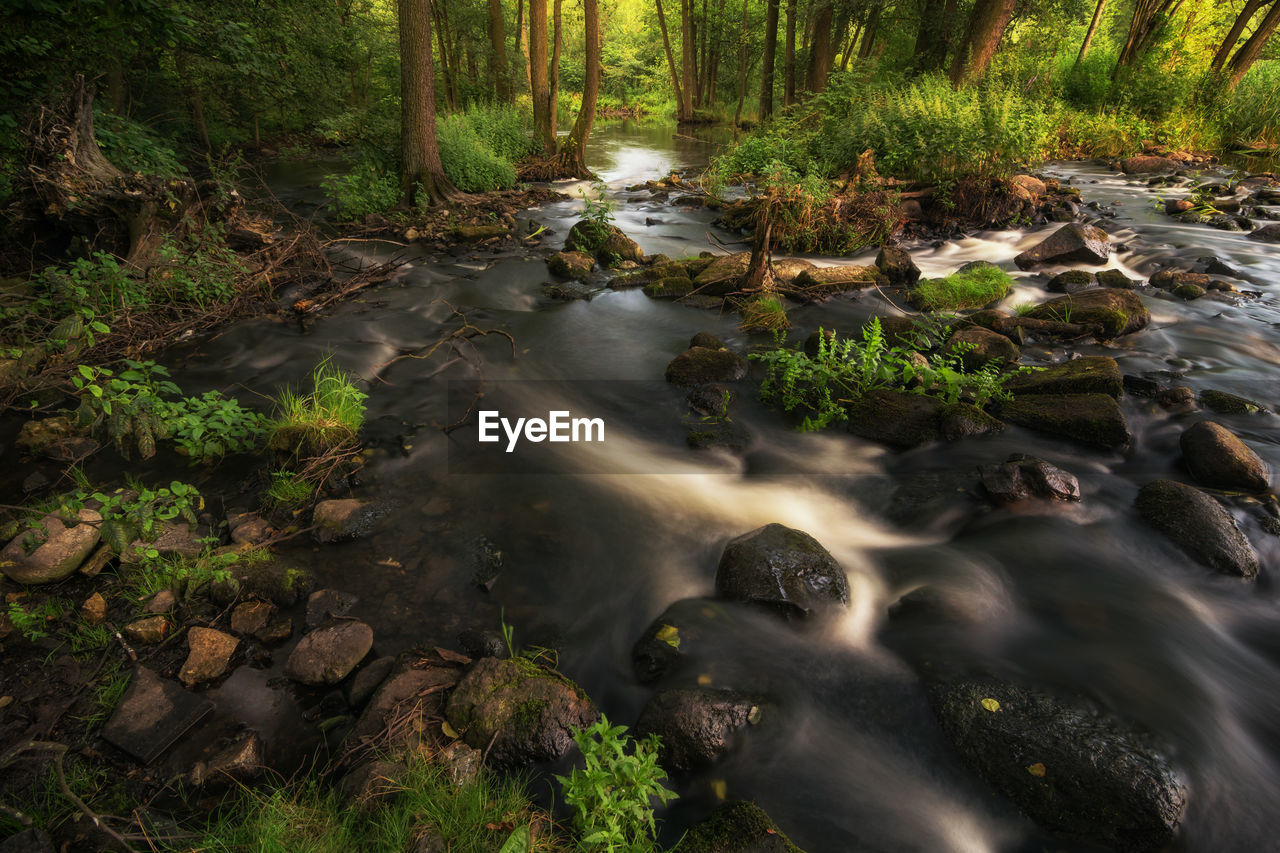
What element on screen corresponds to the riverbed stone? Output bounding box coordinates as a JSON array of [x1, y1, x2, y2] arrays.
[[453, 223, 508, 242], [180, 628, 239, 685], [643, 277, 697, 298], [15, 416, 75, 456], [635, 688, 759, 773], [665, 346, 748, 386], [1179, 422, 1270, 493], [305, 589, 359, 628], [339, 758, 405, 808], [945, 327, 1020, 370], [1096, 269, 1136, 289], [596, 229, 645, 265], [928, 675, 1187, 852], [1135, 479, 1259, 578], [145, 589, 177, 613], [1247, 223, 1280, 242], [692, 252, 750, 295], [547, 250, 595, 281], [770, 257, 817, 283], [875, 245, 921, 288], [1119, 155, 1181, 174], [312, 499, 380, 544], [1000, 394, 1130, 448], [1014, 223, 1111, 269], [980, 455, 1081, 503], [0, 508, 102, 584], [285, 620, 373, 685], [715, 523, 849, 617], [676, 801, 803, 853], [445, 657, 598, 768], [81, 593, 106, 626], [347, 655, 396, 708], [1046, 270, 1097, 294], [793, 264, 885, 292], [1199, 389, 1266, 415], [190, 733, 264, 787], [121, 521, 203, 564], [102, 666, 213, 763], [1005, 356, 1122, 397], [125, 615, 172, 645], [846, 390, 943, 449], [631, 597, 730, 684], [230, 600, 274, 636], [1023, 289, 1149, 338]]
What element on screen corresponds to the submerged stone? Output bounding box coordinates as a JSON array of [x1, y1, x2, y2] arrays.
[[1135, 479, 1259, 578], [0, 508, 101, 584], [635, 687, 759, 773], [1005, 356, 1122, 397], [676, 801, 804, 852], [1179, 421, 1270, 493], [665, 347, 749, 386], [1000, 393, 1130, 448], [715, 523, 849, 617]]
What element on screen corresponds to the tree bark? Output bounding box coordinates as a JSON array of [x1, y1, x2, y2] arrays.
[[806, 1, 834, 94], [760, 0, 780, 118], [859, 4, 881, 59], [488, 0, 511, 101], [518, 0, 532, 92], [681, 0, 697, 118], [399, 0, 458, 204], [948, 0, 1016, 86], [915, 0, 960, 72], [1074, 0, 1109, 69], [556, 0, 599, 176], [783, 0, 797, 106], [1212, 0, 1267, 72], [530, 0, 553, 152], [174, 52, 210, 152], [1114, 0, 1182, 76], [1228, 0, 1280, 87], [550, 0, 563, 137], [656, 0, 688, 119], [430, 0, 459, 110], [734, 0, 749, 125], [698, 0, 709, 106]]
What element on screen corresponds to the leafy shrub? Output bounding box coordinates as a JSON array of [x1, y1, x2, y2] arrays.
[[322, 157, 400, 219], [151, 227, 243, 308], [555, 715, 676, 852], [1218, 61, 1280, 153], [909, 265, 1012, 311], [268, 358, 367, 458], [94, 110, 186, 177], [437, 115, 517, 192], [462, 102, 538, 163], [59, 480, 203, 557]]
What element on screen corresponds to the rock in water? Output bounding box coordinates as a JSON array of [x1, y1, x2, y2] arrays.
[[1014, 223, 1111, 269], [1247, 223, 1280, 243], [285, 620, 374, 685], [634, 688, 759, 772], [1023, 289, 1149, 339], [875, 245, 921, 287], [445, 657, 597, 768], [980, 455, 1081, 503], [0, 508, 101, 584], [547, 250, 595, 281], [312, 499, 382, 544], [1135, 479, 1259, 578], [928, 676, 1186, 852], [1179, 421, 1270, 493], [676, 801, 804, 852], [1118, 155, 1181, 174], [715, 523, 849, 616], [945, 327, 1020, 370], [180, 628, 239, 686], [665, 347, 748, 386], [1004, 356, 1122, 397], [1000, 394, 1130, 449]]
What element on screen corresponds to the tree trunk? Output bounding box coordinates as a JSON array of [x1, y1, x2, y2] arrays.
[[530, 0, 553, 152], [488, 0, 511, 101], [399, 0, 459, 204], [698, 0, 709, 106], [1074, 0, 1109, 69], [518, 0, 532, 92], [1228, 0, 1280, 87], [948, 0, 1016, 87], [734, 0, 749, 125], [656, 0, 688, 119], [1212, 0, 1267, 72], [556, 0, 599, 176], [681, 0, 697, 118], [1114, 0, 1181, 76], [550, 0, 563, 137], [760, 0, 780, 118], [174, 52, 211, 152], [431, 0, 458, 110], [783, 0, 797, 106], [806, 1, 834, 94], [859, 4, 881, 59], [915, 0, 959, 72]]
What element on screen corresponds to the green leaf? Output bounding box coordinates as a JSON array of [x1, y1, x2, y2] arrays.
[[497, 826, 531, 853]]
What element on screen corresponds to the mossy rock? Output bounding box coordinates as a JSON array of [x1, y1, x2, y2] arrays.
[[212, 555, 316, 608], [1023, 289, 1149, 339], [1000, 393, 1130, 448], [793, 265, 886, 292], [1135, 479, 1259, 578], [1172, 283, 1206, 300], [453, 223, 508, 241], [547, 250, 594, 281], [444, 657, 598, 768], [1199, 389, 1266, 415], [939, 402, 1004, 441], [677, 801, 805, 853], [1005, 356, 1122, 398], [846, 390, 945, 449], [944, 327, 1020, 370], [644, 277, 697, 299], [1179, 421, 1270, 492], [634, 687, 759, 772], [1046, 270, 1097, 294], [665, 347, 749, 386]]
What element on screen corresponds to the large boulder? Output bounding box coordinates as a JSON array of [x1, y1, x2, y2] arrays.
[[1199, 389, 1266, 415], [714, 523, 849, 617], [1247, 223, 1280, 243], [692, 252, 751, 296], [1180, 422, 1270, 492], [1005, 356, 1122, 397], [1135, 479, 1259, 578], [634, 688, 759, 773], [846, 390, 1000, 449], [547, 250, 595, 281], [445, 657, 598, 768], [0, 508, 102, 584], [1000, 394, 1130, 448], [665, 347, 749, 386], [945, 327, 1020, 370], [1014, 223, 1111, 269], [928, 675, 1187, 852], [1022, 289, 1149, 339], [285, 620, 374, 685], [565, 221, 642, 264], [1118, 155, 1181, 174], [875, 245, 921, 288], [793, 265, 885, 291], [676, 801, 804, 853]]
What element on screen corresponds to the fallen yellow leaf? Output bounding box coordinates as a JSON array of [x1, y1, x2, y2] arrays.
[[981, 698, 1001, 712]]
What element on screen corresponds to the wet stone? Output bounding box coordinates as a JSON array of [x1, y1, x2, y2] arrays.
[[346, 655, 396, 708], [305, 589, 359, 628], [255, 617, 293, 645], [180, 627, 239, 685], [230, 600, 275, 635], [145, 589, 177, 613], [125, 615, 173, 645], [80, 593, 106, 626], [189, 732, 264, 787], [980, 455, 1081, 503], [1179, 421, 1270, 493], [635, 688, 759, 773], [102, 667, 213, 763], [285, 619, 373, 685], [715, 523, 849, 617], [1135, 479, 1260, 578], [0, 508, 102, 584], [1200, 389, 1266, 415]]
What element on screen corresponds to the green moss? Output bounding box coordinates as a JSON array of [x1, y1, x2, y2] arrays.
[[908, 265, 1012, 311], [1199, 389, 1265, 415], [677, 801, 804, 852], [643, 277, 696, 298]]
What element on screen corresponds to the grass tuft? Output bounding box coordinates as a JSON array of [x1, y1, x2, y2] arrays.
[[268, 358, 367, 459], [910, 265, 1012, 312]]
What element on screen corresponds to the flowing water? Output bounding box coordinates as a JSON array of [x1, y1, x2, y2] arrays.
[[97, 124, 1280, 849]]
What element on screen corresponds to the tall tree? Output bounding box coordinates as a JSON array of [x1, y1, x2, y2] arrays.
[[948, 0, 1016, 86], [399, 0, 457, 204], [859, 3, 881, 59], [1211, 0, 1270, 72], [733, 0, 749, 125], [1074, 0, 1108, 69], [517, 0, 532, 91], [915, 0, 959, 72], [556, 0, 599, 175], [1113, 0, 1182, 76], [760, 0, 781, 118], [806, 0, 834, 94], [681, 0, 697, 118], [783, 0, 798, 106], [530, 0, 553, 152], [656, 0, 689, 120], [487, 0, 511, 101], [549, 0, 564, 137], [1226, 0, 1280, 87]]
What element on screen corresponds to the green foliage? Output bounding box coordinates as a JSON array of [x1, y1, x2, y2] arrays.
[[152, 227, 242, 308], [72, 360, 267, 462], [122, 546, 241, 601], [6, 598, 64, 642], [910, 266, 1012, 312], [264, 470, 314, 508], [62, 480, 202, 556], [437, 115, 518, 192], [94, 110, 186, 177], [322, 158, 401, 220], [268, 358, 367, 458], [739, 294, 790, 332], [555, 715, 676, 852], [462, 102, 540, 163], [1217, 62, 1280, 153]]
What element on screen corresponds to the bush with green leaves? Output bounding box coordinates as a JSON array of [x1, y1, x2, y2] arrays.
[[322, 157, 401, 220], [268, 358, 367, 458], [60, 480, 203, 557], [94, 109, 186, 177], [151, 227, 242, 308], [437, 115, 518, 192], [909, 265, 1012, 312], [555, 715, 677, 852], [462, 102, 539, 163]]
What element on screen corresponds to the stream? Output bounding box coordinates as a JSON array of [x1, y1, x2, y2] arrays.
[[76, 123, 1280, 849]]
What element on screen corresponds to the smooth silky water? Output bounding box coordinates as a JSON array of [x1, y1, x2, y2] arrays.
[[135, 123, 1280, 850]]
